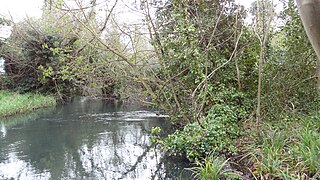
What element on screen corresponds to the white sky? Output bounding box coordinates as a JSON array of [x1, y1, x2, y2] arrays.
[[0, 0, 285, 22], [0, 0, 283, 38], [0, 0, 259, 22], [0, 0, 43, 21]]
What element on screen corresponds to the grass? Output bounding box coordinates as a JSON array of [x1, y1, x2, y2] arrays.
[[188, 155, 241, 180], [0, 90, 56, 118], [240, 114, 320, 179]]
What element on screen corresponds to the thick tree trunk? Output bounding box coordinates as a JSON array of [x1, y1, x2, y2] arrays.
[[296, 0, 320, 90]]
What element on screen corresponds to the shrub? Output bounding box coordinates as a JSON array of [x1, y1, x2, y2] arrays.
[[162, 103, 243, 160], [2, 20, 79, 98]]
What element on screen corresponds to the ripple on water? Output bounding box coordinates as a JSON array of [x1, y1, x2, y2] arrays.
[[0, 100, 191, 179]]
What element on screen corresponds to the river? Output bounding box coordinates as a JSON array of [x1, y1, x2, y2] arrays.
[[0, 97, 191, 179]]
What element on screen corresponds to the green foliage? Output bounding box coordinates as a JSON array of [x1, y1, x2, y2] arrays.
[[159, 85, 247, 160], [153, 0, 247, 123], [236, 28, 260, 95], [1, 13, 120, 99], [188, 155, 241, 180], [151, 126, 163, 143], [263, 0, 318, 117], [2, 19, 80, 98], [163, 102, 243, 160], [294, 128, 320, 175], [256, 129, 289, 177], [247, 115, 320, 179]]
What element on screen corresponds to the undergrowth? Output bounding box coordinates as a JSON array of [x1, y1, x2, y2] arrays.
[[187, 155, 241, 180], [157, 103, 244, 160], [242, 113, 320, 179]]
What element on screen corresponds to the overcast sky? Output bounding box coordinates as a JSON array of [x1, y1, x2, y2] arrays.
[[0, 0, 285, 37], [0, 0, 261, 21], [0, 0, 43, 21]]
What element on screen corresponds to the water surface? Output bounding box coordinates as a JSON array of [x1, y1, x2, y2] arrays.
[[0, 98, 191, 179]]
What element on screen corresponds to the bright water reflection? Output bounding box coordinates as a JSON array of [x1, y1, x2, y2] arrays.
[[0, 98, 190, 179]]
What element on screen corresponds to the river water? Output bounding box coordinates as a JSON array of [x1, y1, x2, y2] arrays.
[[0, 98, 191, 180]]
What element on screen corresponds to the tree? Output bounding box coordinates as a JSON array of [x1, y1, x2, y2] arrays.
[[252, 0, 274, 122], [2, 18, 80, 98], [296, 0, 320, 91], [151, 0, 247, 125], [260, 0, 318, 117]]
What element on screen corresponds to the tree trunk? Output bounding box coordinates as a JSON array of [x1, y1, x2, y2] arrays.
[[296, 0, 320, 90], [255, 0, 273, 123]]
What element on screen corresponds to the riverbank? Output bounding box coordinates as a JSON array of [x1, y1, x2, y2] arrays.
[[0, 90, 56, 118], [157, 110, 320, 179]]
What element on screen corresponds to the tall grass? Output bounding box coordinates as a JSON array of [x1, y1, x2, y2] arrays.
[[188, 155, 241, 180], [245, 115, 320, 179], [0, 90, 56, 117]]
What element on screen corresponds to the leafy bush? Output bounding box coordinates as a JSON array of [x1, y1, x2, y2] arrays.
[[162, 103, 243, 160], [262, 0, 318, 117], [2, 19, 80, 98], [1, 15, 122, 100]]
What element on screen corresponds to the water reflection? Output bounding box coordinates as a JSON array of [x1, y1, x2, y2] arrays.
[[0, 124, 6, 137], [0, 98, 190, 179]]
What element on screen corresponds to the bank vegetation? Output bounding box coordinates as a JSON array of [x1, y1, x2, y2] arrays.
[[0, 90, 56, 117]]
